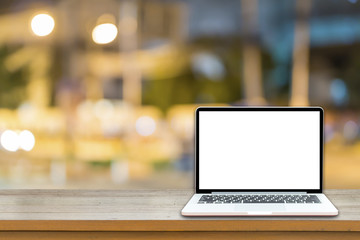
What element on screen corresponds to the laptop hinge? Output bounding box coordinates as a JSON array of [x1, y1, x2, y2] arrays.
[[211, 192, 308, 194]]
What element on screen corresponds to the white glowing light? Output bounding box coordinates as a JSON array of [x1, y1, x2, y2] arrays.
[[343, 121, 359, 142], [31, 13, 55, 37], [76, 100, 94, 122], [192, 52, 225, 81], [19, 130, 35, 151], [94, 99, 114, 120], [135, 116, 156, 136], [1, 130, 20, 152], [92, 23, 118, 44]]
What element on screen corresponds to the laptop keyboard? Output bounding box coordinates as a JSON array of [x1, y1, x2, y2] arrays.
[[198, 194, 321, 204]]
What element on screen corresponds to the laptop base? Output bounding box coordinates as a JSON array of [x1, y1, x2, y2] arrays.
[[182, 193, 338, 216]]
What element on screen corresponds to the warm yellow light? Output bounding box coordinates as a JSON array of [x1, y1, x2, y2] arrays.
[[92, 23, 118, 44], [31, 13, 55, 37]]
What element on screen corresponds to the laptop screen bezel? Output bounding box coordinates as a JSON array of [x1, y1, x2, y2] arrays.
[[195, 106, 323, 194]]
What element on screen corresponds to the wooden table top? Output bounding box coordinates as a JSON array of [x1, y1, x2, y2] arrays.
[[0, 189, 358, 232]]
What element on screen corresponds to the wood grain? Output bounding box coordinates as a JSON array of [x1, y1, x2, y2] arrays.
[[0, 232, 360, 240], [0, 189, 358, 233]]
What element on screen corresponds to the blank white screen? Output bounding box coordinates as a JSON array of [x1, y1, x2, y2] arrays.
[[199, 111, 320, 190]]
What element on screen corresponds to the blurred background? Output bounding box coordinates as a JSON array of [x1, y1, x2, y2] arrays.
[[0, 0, 359, 189]]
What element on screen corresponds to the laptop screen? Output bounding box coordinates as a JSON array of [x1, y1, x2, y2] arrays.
[[197, 108, 322, 192]]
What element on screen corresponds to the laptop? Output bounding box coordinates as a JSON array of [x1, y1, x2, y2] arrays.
[[182, 106, 338, 216]]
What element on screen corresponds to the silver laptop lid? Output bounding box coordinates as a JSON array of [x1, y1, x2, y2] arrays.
[[195, 107, 323, 194]]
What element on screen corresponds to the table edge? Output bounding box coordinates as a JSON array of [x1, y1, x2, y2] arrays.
[[0, 220, 358, 232]]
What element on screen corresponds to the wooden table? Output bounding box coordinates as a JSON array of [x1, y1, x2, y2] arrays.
[[0, 189, 359, 239]]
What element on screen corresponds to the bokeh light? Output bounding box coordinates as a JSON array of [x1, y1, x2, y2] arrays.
[[92, 23, 118, 44], [19, 130, 36, 151], [31, 13, 55, 37], [94, 99, 115, 120], [1, 130, 20, 152], [135, 116, 156, 136], [343, 121, 359, 142], [330, 79, 348, 106], [192, 52, 225, 81]]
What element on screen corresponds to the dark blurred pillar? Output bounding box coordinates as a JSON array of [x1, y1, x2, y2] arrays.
[[241, 0, 265, 105], [119, 0, 141, 106], [56, 0, 86, 144], [290, 0, 311, 106]]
